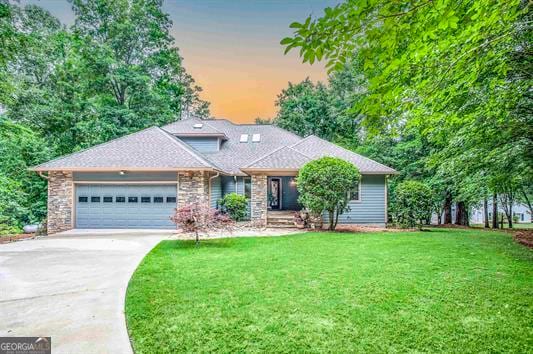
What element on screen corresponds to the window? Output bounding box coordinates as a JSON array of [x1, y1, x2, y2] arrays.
[[116, 196, 126, 203], [78, 196, 88, 203], [252, 134, 261, 142], [166, 196, 176, 203], [91, 196, 101, 203], [141, 197, 151, 203], [239, 134, 249, 143], [244, 177, 251, 199], [153, 196, 164, 203], [103, 196, 113, 203], [347, 179, 360, 201], [128, 196, 138, 203], [193, 123, 203, 129]]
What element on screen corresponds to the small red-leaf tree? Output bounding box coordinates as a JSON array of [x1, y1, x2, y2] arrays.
[[171, 202, 234, 244]]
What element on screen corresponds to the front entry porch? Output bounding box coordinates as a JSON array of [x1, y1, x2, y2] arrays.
[[267, 176, 300, 211]]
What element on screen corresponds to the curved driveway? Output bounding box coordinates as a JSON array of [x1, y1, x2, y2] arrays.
[[0, 232, 169, 354]]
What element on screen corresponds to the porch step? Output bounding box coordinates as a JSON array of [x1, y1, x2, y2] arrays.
[[267, 211, 296, 228]]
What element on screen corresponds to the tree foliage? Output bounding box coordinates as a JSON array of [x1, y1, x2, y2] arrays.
[[279, 0, 531, 227], [0, 0, 211, 233], [297, 157, 360, 230], [394, 181, 433, 229]]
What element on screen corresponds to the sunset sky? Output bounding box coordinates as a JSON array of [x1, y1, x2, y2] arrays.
[[25, 0, 340, 123]]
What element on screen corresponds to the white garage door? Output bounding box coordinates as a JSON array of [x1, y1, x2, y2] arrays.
[[75, 184, 177, 229]]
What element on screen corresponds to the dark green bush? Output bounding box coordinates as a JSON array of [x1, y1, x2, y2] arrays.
[[219, 193, 248, 221], [297, 157, 360, 230], [394, 180, 433, 229]]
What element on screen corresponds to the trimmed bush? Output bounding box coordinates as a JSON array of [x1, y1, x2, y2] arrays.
[[394, 180, 433, 229], [297, 157, 360, 230], [219, 193, 248, 221]]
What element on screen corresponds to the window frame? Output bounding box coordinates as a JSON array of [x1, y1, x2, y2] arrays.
[[78, 196, 88, 203], [244, 177, 252, 199], [128, 196, 138, 203], [116, 196, 126, 203], [141, 196, 151, 203], [103, 196, 113, 203], [153, 196, 164, 203], [91, 196, 101, 203], [347, 177, 362, 202], [166, 196, 177, 203]]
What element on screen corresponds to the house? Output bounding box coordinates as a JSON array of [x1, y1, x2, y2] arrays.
[[31, 117, 397, 234], [470, 202, 531, 224]]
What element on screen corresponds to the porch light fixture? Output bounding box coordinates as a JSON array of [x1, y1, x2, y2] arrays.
[[119, 170, 125, 175], [289, 178, 297, 186]]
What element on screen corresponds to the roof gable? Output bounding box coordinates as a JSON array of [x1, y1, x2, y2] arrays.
[[32, 127, 216, 171], [243, 146, 311, 170], [290, 135, 397, 174]]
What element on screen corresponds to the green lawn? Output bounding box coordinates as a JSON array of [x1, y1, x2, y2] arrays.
[[126, 229, 533, 353]]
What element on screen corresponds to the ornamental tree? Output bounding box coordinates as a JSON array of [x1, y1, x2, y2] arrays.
[[297, 157, 360, 230], [394, 181, 433, 229], [171, 203, 233, 245]]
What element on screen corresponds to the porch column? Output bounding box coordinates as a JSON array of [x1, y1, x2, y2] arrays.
[[250, 174, 268, 226], [177, 171, 209, 206], [47, 171, 74, 234]]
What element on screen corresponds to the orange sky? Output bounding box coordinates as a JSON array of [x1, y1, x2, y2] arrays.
[[165, 1, 336, 123]]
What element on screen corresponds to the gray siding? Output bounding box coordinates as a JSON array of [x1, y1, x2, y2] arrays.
[[210, 176, 222, 209], [180, 137, 219, 152], [324, 174, 386, 226], [73, 172, 177, 182], [220, 175, 250, 219]]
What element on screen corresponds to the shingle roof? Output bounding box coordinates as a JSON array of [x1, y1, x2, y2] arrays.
[[290, 135, 397, 174], [196, 119, 303, 175], [32, 117, 396, 175], [32, 127, 217, 171], [162, 116, 226, 137], [242, 146, 311, 170]]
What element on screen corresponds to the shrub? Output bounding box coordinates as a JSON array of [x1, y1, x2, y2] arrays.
[[171, 203, 234, 244], [219, 193, 248, 221], [297, 157, 360, 230], [394, 180, 433, 229]]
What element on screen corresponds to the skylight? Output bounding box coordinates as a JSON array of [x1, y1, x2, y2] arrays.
[[193, 123, 203, 129], [252, 134, 261, 142], [240, 134, 249, 143]]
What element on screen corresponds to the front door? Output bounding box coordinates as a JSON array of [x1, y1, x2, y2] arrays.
[[269, 178, 281, 209]]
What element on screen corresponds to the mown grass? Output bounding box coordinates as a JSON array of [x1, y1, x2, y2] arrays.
[[126, 229, 533, 353]]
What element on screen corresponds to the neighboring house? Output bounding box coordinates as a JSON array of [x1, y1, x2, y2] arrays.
[[470, 202, 531, 224], [431, 202, 532, 225], [32, 117, 397, 234]]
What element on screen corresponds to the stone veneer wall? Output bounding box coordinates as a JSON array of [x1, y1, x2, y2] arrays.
[[250, 174, 268, 226], [47, 171, 74, 234], [178, 171, 210, 206]]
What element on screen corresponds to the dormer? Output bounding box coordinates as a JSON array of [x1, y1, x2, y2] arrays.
[[163, 117, 227, 152]]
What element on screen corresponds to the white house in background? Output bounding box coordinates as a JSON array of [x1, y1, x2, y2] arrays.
[[430, 202, 532, 225], [470, 202, 531, 224]]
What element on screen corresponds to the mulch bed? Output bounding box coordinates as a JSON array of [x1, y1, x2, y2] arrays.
[[513, 230, 533, 249], [0, 233, 36, 244]]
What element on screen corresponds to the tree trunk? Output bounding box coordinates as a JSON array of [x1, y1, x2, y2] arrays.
[[328, 210, 335, 230], [334, 209, 340, 230], [455, 201, 467, 226], [508, 204, 513, 229], [500, 213, 504, 229], [483, 198, 489, 228], [443, 191, 452, 224], [437, 213, 442, 225], [195, 231, 199, 245], [492, 194, 498, 228]]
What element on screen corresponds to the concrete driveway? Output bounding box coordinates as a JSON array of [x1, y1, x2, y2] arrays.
[[0, 231, 171, 354]]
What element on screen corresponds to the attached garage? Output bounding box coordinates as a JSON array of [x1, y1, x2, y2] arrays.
[[75, 184, 177, 229]]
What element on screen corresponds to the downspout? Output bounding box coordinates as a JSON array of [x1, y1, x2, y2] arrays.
[[38, 171, 50, 180], [209, 172, 220, 208]]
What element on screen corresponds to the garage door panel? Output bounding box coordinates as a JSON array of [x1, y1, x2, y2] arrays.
[[75, 184, 177, 229]]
